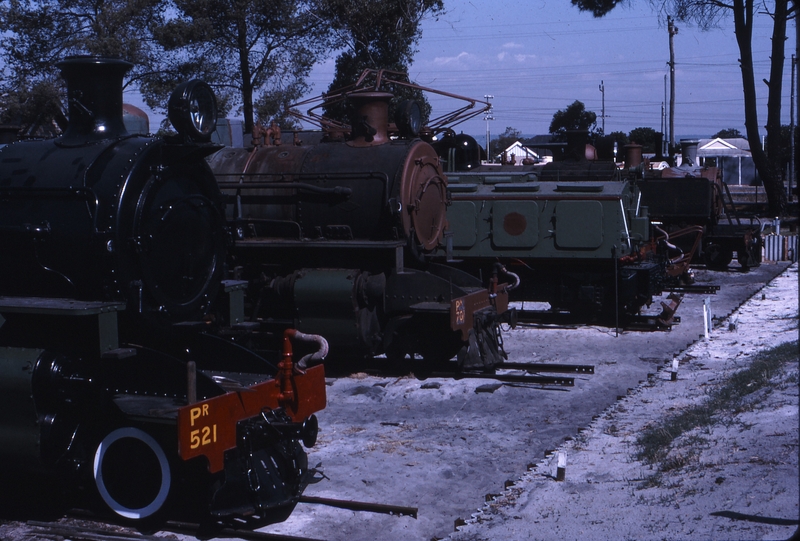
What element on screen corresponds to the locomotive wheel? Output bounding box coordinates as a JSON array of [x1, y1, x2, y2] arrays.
[[703, 244, 733, 269], [93, 427, 172, 521], [738, 237, 762, 271], [738, 251, 752, 271]]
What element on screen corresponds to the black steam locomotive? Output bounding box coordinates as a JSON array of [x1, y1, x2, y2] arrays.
[[0, 57, 326, 525], [208, 73, 514, 371]]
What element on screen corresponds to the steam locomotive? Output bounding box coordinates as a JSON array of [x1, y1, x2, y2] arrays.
[[633, 139, 762, 271], [208, 75, 514, 371], [0, 57, 326, 525], [432, 130, 687, 323]]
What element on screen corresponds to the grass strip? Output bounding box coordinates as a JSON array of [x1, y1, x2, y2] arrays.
[[635, 340, 798, 466]]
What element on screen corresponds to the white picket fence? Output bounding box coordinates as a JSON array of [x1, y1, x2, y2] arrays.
[[763, 234, 799, 263]]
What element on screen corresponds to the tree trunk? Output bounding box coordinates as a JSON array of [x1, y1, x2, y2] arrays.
[[237, 17, 255, 135], [765, 0, 789, 214], [734, 0, 784, 216]]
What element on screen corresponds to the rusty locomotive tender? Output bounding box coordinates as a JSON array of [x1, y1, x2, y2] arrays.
[[632, 139, 763, 271], [0, 57, 327, 526], [208, 72, 515, 372]]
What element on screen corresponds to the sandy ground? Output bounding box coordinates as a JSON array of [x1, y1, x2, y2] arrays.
[[252, 262, 792, 541], [0, 263, 793, 541], [449, 264, 799, 541]]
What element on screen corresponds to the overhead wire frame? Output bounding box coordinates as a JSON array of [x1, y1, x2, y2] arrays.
[[288, 68, 491, 136]]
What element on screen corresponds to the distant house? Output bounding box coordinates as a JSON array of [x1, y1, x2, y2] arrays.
[[498, 140, 540, 165], [694, 138, 758, 186]]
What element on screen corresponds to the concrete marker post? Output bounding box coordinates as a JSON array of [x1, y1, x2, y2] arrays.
[[556, 452, 566, 481], [671, 358, 679, 381], [703, 297, 712, 340]]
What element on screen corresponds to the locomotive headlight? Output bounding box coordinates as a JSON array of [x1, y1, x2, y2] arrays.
[[395, 99, 422, 138], [168, 80, 218, 142]]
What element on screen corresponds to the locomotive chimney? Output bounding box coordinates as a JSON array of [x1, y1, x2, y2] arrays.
[[653, 132, 664, 160], [624, 143, 643, 168], [680, 139, 699, 167], [565, 129, 589, 161], [347, 91, 391, 147], [57, 56, 133, 144]]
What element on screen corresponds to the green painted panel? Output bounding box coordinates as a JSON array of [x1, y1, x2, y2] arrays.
[[448, 201, 478, 248], [0, 347, 42, 467], [555, 201, 603, 248], [294, 269, 359, 347], [491, 201, 539, 248]]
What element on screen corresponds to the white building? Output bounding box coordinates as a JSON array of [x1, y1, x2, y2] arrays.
[[498, 140, 540, 165]]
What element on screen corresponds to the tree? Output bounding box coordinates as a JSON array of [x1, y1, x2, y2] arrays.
[[0, 0, 164, 132], [319, 0, 444, 122], [570, 0, 791, 215], [570, 0, 627, 16], [713, 128, 744, 139], [628, 126, 658, 153], [148, 0, 335, 134], [595, 130, 629, 161], [773, 124, 799, 175], [548, 100, 599, 140]]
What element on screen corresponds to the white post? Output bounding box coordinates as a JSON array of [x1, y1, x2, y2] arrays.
[[703, 297, 712, 340], [556, 452, 567, 481]]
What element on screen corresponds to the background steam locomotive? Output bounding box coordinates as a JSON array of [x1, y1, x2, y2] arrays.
[[208, 71, 515, 372], [633, 139, 763, 271], [0, 57, 326, 526], [431, 130, 687, 324]]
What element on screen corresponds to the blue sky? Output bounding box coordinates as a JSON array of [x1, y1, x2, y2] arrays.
[[301, 0, 794, 140]]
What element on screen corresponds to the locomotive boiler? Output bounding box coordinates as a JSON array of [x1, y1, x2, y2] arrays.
[[209, 74, 513, 371], [0, 56, 326, 525], [433, 131, 686, 323]]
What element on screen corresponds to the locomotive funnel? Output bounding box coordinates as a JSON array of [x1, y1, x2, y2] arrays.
[[624, 143, 643, 168], [565, 129, 592, 161], [680, 139, 699, 167], [57, 56, 133, 144], [347, 91, 392, 147]]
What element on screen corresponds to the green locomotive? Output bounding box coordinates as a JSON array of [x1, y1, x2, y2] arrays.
[[433, 131, 691, 323]]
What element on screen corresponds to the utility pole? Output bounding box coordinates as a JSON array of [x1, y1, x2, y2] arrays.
[[796, 2, 799, 202], [484, 95, 494, 162], [664, 75, 668, 157], [791, 54, 795, 201], [599, 80, 605, 134], [668, 16, 678, 152]]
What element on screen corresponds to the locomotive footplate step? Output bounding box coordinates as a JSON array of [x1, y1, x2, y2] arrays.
[[498, 362, 595, 374], [430, 371, 575, 386]]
